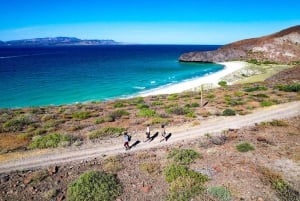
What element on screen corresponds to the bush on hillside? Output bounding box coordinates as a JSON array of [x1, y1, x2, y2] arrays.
[[222, 109, 236, 116], [168, 148, 201, 165], [89, 127, 126, 139], [218, 81, 227, 87], [164, 164, 208, 201], [67, 171, 122, 201], [72, 111, 91, 120], [243, 85, 267, 92], [208, 186, 232, 201], [236, 142, 255, 152], [28, 133, 71, 149], [277, 83, 300, 92]]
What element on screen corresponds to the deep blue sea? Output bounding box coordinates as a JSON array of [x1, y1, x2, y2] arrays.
[[0, 45, 223, 108]]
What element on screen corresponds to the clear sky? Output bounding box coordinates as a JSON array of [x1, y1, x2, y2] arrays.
[[1, 0, 300, 44]]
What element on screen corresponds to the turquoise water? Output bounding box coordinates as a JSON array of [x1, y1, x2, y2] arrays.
[[0, 45, 223, 108]]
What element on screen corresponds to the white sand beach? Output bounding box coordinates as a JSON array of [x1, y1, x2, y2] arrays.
[[140, 61, 247, 96]]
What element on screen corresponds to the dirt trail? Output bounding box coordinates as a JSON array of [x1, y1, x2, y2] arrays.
[[1, 101, 299, 174]]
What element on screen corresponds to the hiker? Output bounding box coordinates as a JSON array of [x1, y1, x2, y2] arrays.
[[146, 124, 151, 140], [123, 131, 130, 150], [161, 124, 167, 141]]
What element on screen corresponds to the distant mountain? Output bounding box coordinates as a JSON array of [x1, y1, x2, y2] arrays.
[[0, 37, 120, 46], [179, 25, 300, 64]]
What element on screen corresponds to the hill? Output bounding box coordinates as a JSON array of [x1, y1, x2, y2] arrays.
[[179, 25, 300, 64], [0, 37, 120, 46]]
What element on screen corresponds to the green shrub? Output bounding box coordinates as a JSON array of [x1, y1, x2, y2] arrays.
[[137, 104, 149, 109], [2, 115, 32, 132], [28, 133, 71, 149], [168, 149, 201, 165], [43, 119, 62, 129], [247, 59, 278, 65], [181, 92, 193, 98], [129, 97, 144, 105], [206, 94, 216, 99], [164, 165, 208, 201], [261, 101, 274, 107], [113, 101, 126, 108], [208, 186, 232, 201], [151, 117, 170, 125], [167, 106, 190, 115], [138, 108, 156, 117], [167, 94, 179, 101], [164, 164, 208, 184], [222, 109, 236, 116], [224, 95, 232, 101], [234, 91, 244, 97], [67, 171, 122, 201], [186, 112, 197, 118], [243, 85, 267, 92], [254, 93, 269, 98], [236, 142, 255, 152], [72, 111, 91, 120], [218, 81, 227, 87], [167, 176, 204, 201], [247, 59, 260, 64], [261, 119, 288, 127], [151, 101, 163, 106], [94, 118, 105, 124], [277, 83, 300, 92], [89, 127, 126, 139], [269, 119, 288, 127]]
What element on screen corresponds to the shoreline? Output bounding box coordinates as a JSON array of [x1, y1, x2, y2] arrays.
[[139, 61, 247, 96]]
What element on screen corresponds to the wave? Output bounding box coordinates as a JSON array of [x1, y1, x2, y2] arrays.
[[133, 86, 146, 90]]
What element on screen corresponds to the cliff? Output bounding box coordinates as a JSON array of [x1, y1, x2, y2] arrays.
[[179, 25, 300, 64], [0, 37, 120, 46]]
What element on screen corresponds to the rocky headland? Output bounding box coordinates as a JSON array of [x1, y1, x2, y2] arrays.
[[179, 25, 300, 64]]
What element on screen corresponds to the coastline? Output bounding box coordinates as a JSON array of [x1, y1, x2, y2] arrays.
[[140, 61, 247, 96]]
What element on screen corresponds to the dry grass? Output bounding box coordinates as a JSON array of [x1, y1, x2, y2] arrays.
[[0, 134, 30, 151], [103, 155, 124, 173]]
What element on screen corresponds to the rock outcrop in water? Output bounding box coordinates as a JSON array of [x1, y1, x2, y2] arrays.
[[179, 25, 300, 64]]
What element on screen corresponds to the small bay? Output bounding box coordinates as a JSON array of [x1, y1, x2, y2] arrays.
[[0, 45, 222, 108]]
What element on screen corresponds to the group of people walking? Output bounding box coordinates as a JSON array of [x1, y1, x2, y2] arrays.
[[123, 124, 167, 150]]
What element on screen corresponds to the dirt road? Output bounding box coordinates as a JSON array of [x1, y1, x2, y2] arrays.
[[1, 101, 299, 174]]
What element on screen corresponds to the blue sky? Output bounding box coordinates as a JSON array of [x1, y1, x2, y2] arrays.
[[1, 0, 300, 44]]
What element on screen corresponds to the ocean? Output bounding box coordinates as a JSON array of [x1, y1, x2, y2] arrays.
[[0, 45, 223, 108]]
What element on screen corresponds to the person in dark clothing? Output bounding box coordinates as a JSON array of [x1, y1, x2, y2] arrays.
[[123, 131, 130, 150], [160, 124, 167, 141]]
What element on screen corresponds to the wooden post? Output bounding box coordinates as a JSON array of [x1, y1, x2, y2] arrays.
[[201, 84, 203, 107]]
